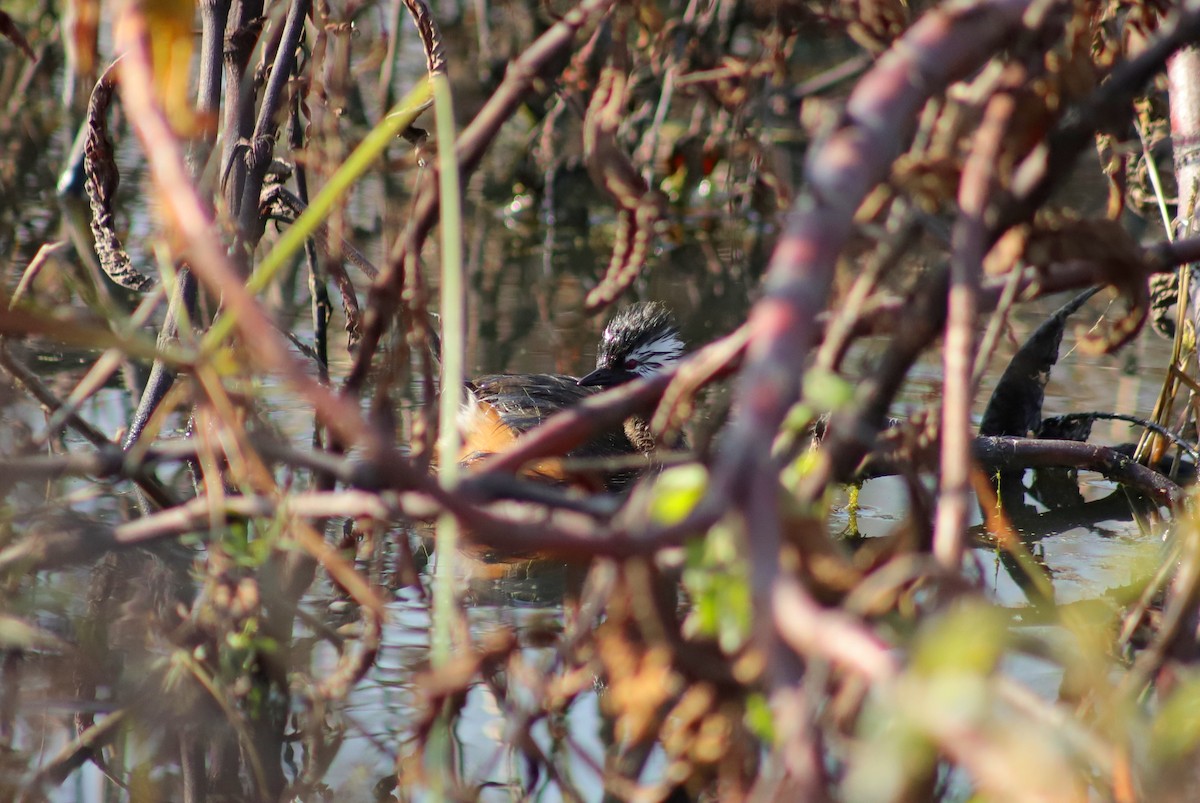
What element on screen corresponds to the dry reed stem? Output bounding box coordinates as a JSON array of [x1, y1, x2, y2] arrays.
[[934, 69, 1020, 569]]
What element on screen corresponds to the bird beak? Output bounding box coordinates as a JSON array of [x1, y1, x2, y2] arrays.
[[577, 366, 630, 387]]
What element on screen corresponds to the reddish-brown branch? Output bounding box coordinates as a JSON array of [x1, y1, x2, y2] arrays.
[[704, 0, 1035, 753], [866, 435, 1183, 509], [976, 436, 1184, 508], [772, 577, 897, 683], [713, 0, 1035, 504], [840, 236, 1200, 345], [112, 7, 419, 486], [935, 75, 1018, 570]]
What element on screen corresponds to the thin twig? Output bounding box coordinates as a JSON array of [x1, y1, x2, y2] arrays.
[[934, 69, 1018, 570]]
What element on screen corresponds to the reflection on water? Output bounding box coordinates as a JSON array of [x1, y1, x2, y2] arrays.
[[3, 222, 1179, 800], [0, 8, 1183, 800], [329, 581, 620, 800]]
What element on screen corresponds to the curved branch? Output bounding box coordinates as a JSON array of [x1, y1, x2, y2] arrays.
[[972, 435, 1183, 508], [865, 435, 1183, 508], [714, 0, 1036, 504], [935, 66, 1020, 569]]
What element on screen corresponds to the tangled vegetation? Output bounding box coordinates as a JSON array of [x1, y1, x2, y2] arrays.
[[4, 0, 1200, 800]]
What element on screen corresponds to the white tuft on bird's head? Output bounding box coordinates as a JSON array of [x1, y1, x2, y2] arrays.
[[579, 302, 684, 388]]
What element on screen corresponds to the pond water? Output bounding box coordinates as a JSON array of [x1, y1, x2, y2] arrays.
[[6, 213, 1174, 801], [0, 6, 1184, 801]]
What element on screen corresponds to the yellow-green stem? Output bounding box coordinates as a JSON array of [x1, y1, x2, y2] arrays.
[[431, 73, 463, 670], [428, 72, 464, 801]]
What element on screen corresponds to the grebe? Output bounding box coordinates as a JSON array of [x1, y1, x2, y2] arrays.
[[458, 302, 684, 491]]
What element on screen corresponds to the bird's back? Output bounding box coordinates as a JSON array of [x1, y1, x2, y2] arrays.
[[459, 373, 640, 490]]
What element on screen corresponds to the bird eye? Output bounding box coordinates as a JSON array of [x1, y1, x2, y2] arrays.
[[624, 358, 640, 369]]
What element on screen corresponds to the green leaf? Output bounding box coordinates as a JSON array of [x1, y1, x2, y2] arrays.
[[803, 368, 854, 412], [912, 601, 1009, 676], [650, 464, 709, 525], [744, 693, 775, 742], [1152, 673, 1200, 762], [682, 519, 751, 650]]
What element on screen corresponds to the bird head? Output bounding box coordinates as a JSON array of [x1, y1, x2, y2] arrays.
[[578, 302, 684, 388]]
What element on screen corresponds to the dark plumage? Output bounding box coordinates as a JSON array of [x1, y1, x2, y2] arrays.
[[459, 302, 684, 490], [578, 302, 685, 389]]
